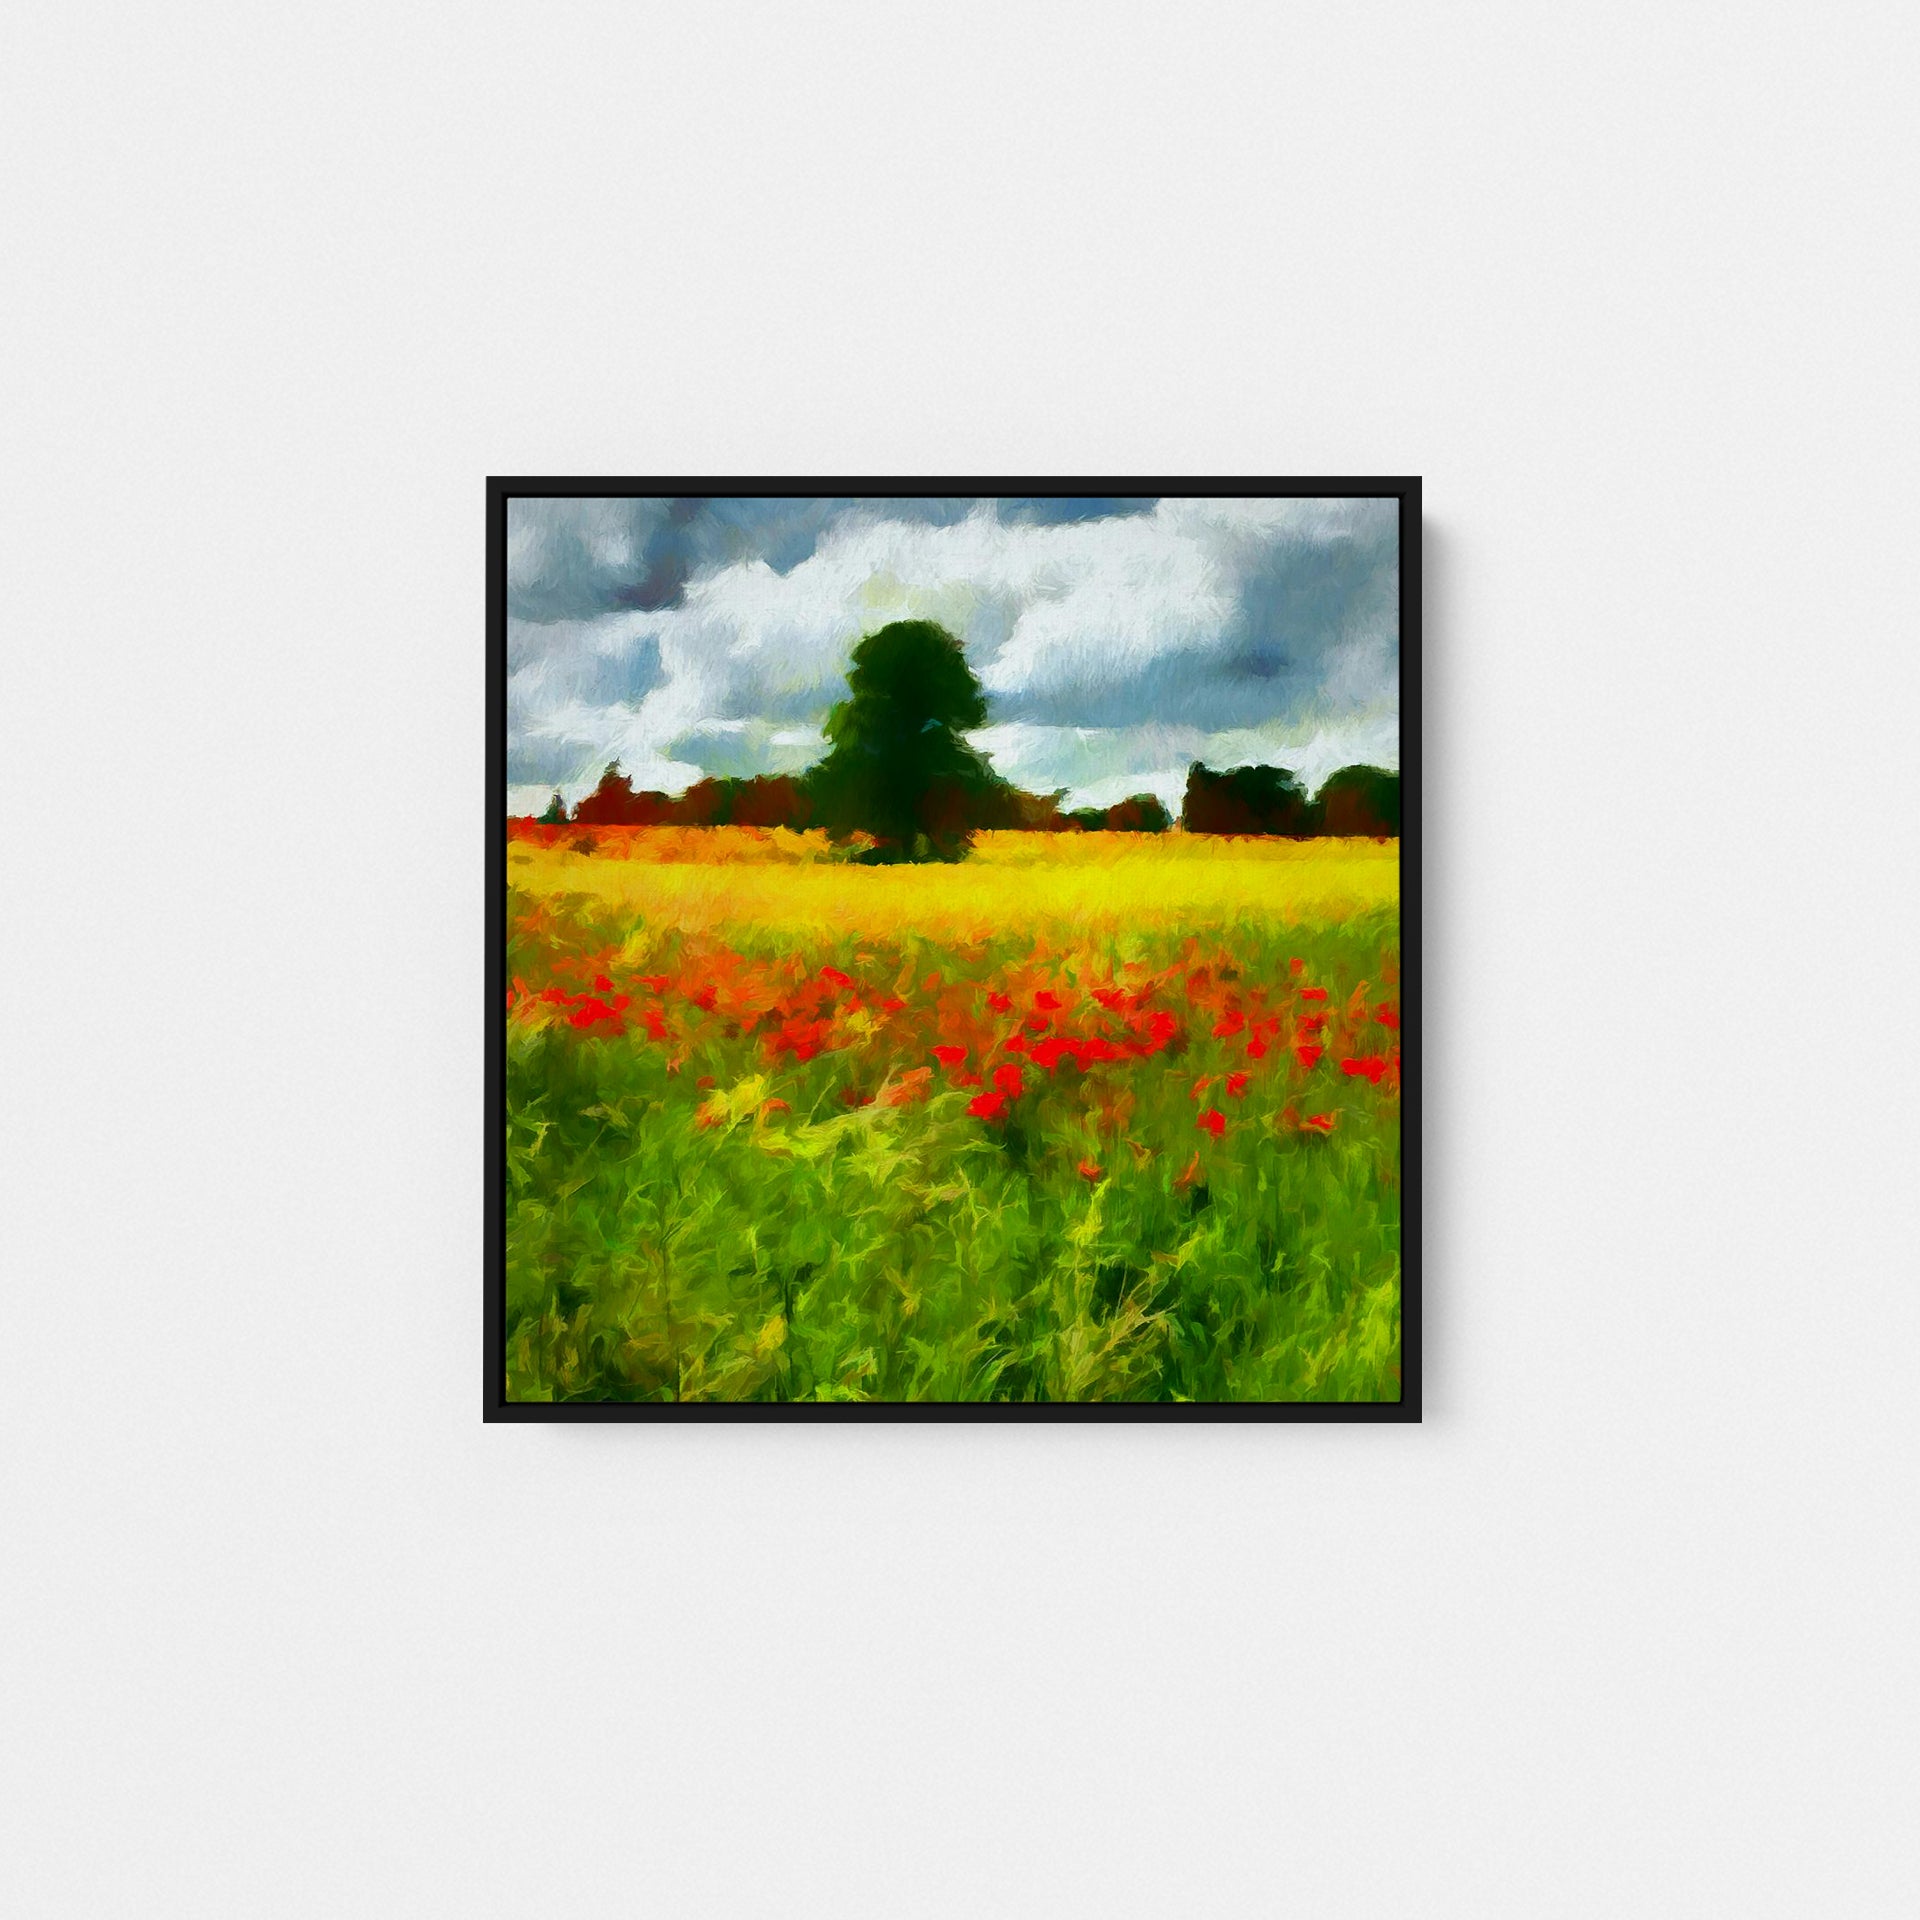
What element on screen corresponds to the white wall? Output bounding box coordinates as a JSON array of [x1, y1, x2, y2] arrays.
[[3, 3, 1915, 1913]]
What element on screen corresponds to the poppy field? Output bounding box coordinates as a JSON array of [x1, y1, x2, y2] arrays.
[[503, 829, 1403, 1403]]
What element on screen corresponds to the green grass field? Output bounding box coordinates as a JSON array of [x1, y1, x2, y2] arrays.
[[504, 830, 1402, 1403]]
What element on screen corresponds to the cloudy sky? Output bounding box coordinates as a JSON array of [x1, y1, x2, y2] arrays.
[[505, 495, 1400, 817]]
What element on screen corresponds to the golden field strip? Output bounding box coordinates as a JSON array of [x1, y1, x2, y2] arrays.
[[506, 827, 1400, 940]]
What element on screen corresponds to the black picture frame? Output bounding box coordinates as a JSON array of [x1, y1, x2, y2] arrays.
[[486, 479, 1421, 1422]]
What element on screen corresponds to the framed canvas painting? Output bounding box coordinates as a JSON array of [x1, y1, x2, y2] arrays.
[[486, 481, 1420, 1419]]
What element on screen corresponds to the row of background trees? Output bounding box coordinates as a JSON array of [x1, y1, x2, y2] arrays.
[[522, 619, 1399, 855], [537, 757, 1397, 839]]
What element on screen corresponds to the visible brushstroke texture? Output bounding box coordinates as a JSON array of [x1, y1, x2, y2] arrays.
[[505, 497, 1398, 817], [501, 493, 1402, 1405], [504, 832, 1401, 1403]]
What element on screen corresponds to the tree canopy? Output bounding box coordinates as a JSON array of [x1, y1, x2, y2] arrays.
[[1103, 793, 1171, 833], [1179, 761, 1399, 836], [1182, 762, 1316, 836], [807, 619, 1005, 861], [1313, 765, 1400, 836]]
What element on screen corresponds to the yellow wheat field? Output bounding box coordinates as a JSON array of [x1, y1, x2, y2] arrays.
[[506, 828, 1400, 940]]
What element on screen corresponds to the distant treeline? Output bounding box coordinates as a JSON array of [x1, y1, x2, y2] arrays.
[[1181, 762, 1399, 837], [528, 761, 1397, 837]]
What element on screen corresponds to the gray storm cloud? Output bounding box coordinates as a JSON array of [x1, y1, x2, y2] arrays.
[[504, 495, 1399, 816]]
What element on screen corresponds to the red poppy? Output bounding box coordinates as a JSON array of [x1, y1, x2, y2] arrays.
[[932, 1045, 967, 1068], [1289, 957, 1305, 976], [638, 975, 669, 993], [1375, 1006, 1400, 1030], [1196, 1108, 1226, 1139], [1211, 1010, 1246, 1039], [1225, 1071, 1249, 1098], [1295, 1042, 1323, 1070], [1003, 1032, 1031, 1055], [1342, 1055, 1390, 1084], [761, 1098, 790, 1116], [820, 966, 853, 989], [1190, 1074, 1215, 1102], [642, 1008, 669, 1040], [767, 1016, 830, 1062], [1299, 986, 1329, 1003], [992, 1063, 1025, 1098], [967, 1090, 1008, 1119], [1076, 1158, 1103, 1182], [1029, 1037, 1072, 1071], [1246, 1033, 1270, 1060], [986, 990, 1013, 1013], [1033, 989, 1064, 1012], [1301, 1112, 1336, 1135], [593, 974, 614, 992], [881, 996, 907, 1013], [1134, 1009, 1179, 1055]]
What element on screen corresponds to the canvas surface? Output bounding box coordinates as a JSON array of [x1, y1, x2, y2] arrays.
[[492, 487, 1416, 1412]]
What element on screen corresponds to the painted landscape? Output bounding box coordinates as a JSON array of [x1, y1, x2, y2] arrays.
[[502, 496, 1404, 1405]]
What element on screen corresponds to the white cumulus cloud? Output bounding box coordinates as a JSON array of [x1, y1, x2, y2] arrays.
[[505, 495, 1398, 810]]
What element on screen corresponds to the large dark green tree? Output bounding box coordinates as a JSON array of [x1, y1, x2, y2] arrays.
[[807, 620, 1005, 861]]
